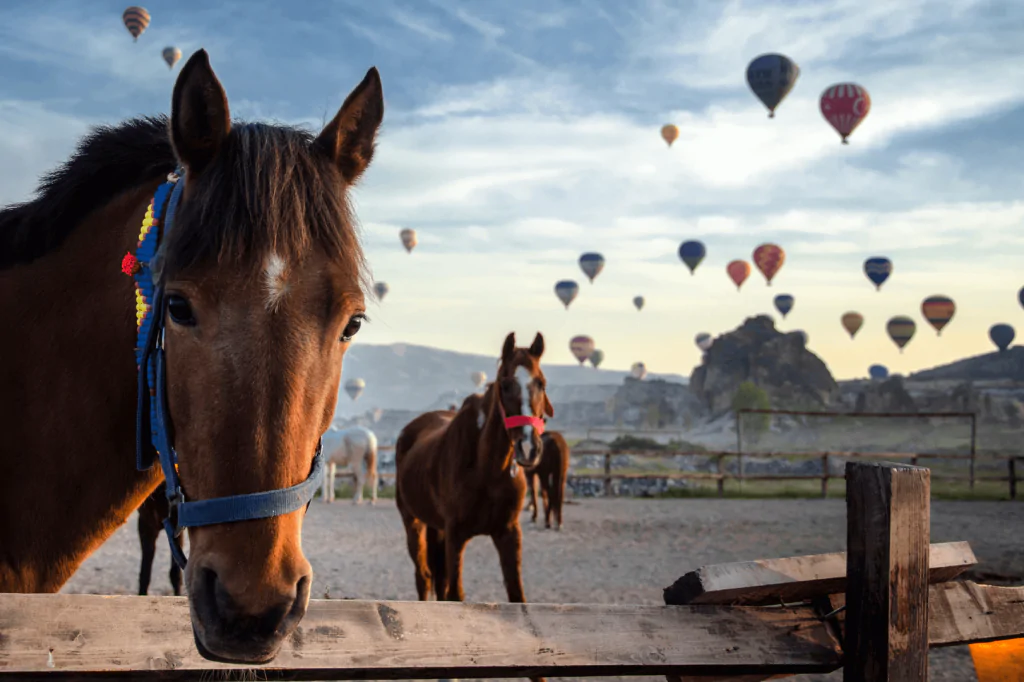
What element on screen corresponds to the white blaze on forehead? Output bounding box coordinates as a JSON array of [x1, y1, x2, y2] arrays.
[[263, 253, 289, 311], [515, 365, 534, 442]]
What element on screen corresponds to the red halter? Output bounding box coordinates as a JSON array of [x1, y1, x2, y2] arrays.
[[498, 397, 545, 435]]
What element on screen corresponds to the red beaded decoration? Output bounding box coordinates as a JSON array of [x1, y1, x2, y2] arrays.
[[121, 252, 140, 276]]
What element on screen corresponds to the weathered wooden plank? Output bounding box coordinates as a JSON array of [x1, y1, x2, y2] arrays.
[[844, 461, 931, 681], [0, 594, 842, 680], [664, 541, 974, 607]]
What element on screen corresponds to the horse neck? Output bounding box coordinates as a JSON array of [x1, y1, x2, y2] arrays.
[[0, 182, 163, 591], [478, 383, 514, 475]]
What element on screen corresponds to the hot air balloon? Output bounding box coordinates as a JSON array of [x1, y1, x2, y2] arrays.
[[753, 243, 785, 286], [990, 324, 1015, 352], [569, 335, 595, 365], [578, 253, 605, 283], [633, 296, 644, 311], [373, 281, 389, 302], [1018, 286, 1023, 310], [162, 46, 181, 69], [774, 294, 794, 318], [868, 364, 889, 381], [343, 378, 366, 401], [841, 312, 864, 339], [589, 349, 605, 369], [886, 316, 916, 353], [554, 280, 579, 309], [122, 6, 150, 42], [471, 371, 487, 388], [863, 257, 892, 290], [400, 228, 417, 253], [660, 124, 679, 147], [820, 83, 871, 144], [726, 260, 751, 291], [695, 332, 713, 351], [921, 295, 955, 335], [678, 240, 706, 274], [745, 54, 800, 118], [630, 362, 647, 380]]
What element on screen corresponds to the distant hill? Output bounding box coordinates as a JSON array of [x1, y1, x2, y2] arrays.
[[333, 342, 686, 417], [908, 346, 1024, 382]]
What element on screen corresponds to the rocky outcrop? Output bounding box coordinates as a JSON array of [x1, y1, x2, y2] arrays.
[[689, 315, 838, 414], [848, 376, 918, 413], [909, 347, 1024, 382]]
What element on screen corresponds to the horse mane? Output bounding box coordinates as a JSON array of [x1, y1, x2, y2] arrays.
[[0, 116, 176, 269], [1, 116, 369, 291]]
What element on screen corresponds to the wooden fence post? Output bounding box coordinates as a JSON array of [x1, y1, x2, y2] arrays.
[[821, 454, 829, 498], [716, 454, 724, 498], [844, 461, 931, 682], [604, 452, 612, 497]]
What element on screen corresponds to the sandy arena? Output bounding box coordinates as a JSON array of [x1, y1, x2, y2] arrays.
[[62, 497, 1024, 682]]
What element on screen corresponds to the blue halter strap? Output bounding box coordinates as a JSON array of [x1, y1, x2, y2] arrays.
[[132, 168, 324, 570]]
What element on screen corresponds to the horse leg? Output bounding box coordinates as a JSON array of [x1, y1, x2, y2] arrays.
[[491, 525, 525, 603], [137, 503, 160, 596], [552, 471, 565, 531], [402, 517, 431, 600], [528, 471, 538, 523], [366, 445, 378, 506], [352, 461, 364, 505], [425, 527, 447, 601], [442, 526, 470, 602], [169, 533, 184, 596], [542, 474, 553, 529]]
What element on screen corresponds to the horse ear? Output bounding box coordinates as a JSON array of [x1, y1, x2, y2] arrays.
[[170, 49, 231, 177], [314, 67, 384, 184], [501, 332, 516, 367], [529, 332, 545, 359]]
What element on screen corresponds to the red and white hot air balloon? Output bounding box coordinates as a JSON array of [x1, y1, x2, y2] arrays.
[[820, 83, 871, 144]]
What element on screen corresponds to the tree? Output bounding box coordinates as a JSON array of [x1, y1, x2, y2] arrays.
[[732, 381, 771, 442]]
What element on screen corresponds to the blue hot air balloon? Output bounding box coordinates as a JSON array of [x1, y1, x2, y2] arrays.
[[578, 253, 605, 283], [678, 240, 706, 275], [864, 257, 893, 291], [774, 294, 795, 318], [868, 364, 889, 381], [990, 323, 1015, 352], [1018, 286, 1023, 310], [554, 280, 579, 309], [746, 53, 800, 118]]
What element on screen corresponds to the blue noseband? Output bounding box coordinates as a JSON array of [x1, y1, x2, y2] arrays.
[[132, 168, 324, 570]]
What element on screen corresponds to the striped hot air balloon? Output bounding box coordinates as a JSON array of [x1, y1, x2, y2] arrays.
[[122, 6, 150, 42], [569, 335, 595, 365], [921, 295, 955, 335], [162, 46, 182, 69], [578, 253, 605, 283], [886, 316, 916, 353], [863, 257, 892, 290], [820, 83, 871, 144]]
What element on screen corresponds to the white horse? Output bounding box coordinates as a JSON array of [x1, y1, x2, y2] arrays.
[[321, 425, 379, 504]]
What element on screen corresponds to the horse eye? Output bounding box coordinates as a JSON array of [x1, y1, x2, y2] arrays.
[[166, 294, 196, 326], [341, 314, 365, 342]]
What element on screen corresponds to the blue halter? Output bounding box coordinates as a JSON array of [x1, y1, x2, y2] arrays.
[[132, 168, 324, 570]]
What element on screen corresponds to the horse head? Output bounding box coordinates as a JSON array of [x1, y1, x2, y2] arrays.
[[496, 332, 553, 468], [156, 49, 381, 663]]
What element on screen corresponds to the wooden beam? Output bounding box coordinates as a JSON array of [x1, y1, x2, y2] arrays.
[[0, 594, 842, 680], [844, 461, 931, 682], [664, 542, 975, 607]]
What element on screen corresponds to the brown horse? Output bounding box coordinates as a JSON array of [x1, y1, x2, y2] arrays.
[[395, 332, 553, 607], [0, 49, 382, 663], [137, 491, 184, 596], [525, 431, 570, 530]]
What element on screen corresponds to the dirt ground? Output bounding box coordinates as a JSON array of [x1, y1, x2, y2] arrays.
[[62, 497, 1024, 682]]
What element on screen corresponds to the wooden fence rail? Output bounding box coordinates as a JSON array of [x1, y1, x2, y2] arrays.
[[2, 461, 1022, 680]]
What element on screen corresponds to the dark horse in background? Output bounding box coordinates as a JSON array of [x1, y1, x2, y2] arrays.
[[137, 491, 183, 596], [0, 49, 382, 664], [395, 332, 553, 682], [525, 431, 570, 530]]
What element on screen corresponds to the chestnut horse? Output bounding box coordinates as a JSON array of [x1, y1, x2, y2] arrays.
[[0, 49, 382, 663], [395, 332, 553, 612], [137, 490, 184, 596], [525, 431, 570, 530]]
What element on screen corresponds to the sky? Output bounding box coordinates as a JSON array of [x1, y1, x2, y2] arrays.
[[1, 0, 1023, 381]]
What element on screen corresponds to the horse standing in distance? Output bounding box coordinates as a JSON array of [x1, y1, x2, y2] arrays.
[[0, 48, 383, 664], [525, 431, 570, 531], [137, 490, 184, 595], [321, 424, 379, 504], [395, 331, 553, 682]]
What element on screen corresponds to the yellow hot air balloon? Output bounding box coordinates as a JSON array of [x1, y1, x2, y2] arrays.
[[660, 124, 679, 148], [122, 6, 150, 42], [162, 46, 182, 69]]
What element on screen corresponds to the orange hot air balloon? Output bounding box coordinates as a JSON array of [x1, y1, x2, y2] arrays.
[[841, 312, 864, 339], [660, 124, 679, 148], [921, 295, 955, 335], [752, 243, 785, 286], [726, 260, 751, 291]]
